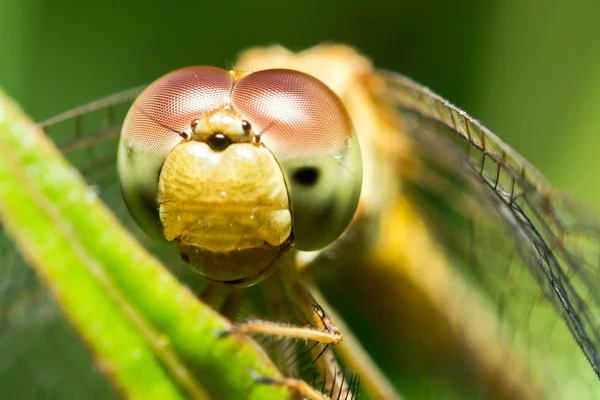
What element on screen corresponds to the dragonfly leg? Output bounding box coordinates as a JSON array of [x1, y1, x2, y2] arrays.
[[252, 370, 359, 400], [220, 253, 342, 344], [214, 253, 353, 397], [253, 374, 332, 400], [276, 256, 353, 398], [217, 301, 341, 345], [234, 304, 342, 344]]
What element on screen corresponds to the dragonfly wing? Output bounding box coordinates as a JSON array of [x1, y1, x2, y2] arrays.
[[0, 87, 201, 399], [379, 70, 600, 397], [5, 66, 600, 399], [37, 86, 191, 264], [0, 91, 140, 399]]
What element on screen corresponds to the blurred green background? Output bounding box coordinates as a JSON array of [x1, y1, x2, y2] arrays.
[[2, 0, 600, 398], [2, 0, 600, 206]]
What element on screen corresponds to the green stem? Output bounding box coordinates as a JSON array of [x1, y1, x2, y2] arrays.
[[0, 88, 293, 400]]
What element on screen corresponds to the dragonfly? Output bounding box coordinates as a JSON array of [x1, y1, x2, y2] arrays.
[[2, 44, 600, 399]]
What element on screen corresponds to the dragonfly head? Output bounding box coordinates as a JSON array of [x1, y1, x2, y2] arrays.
[[117, 66, 362, 286]]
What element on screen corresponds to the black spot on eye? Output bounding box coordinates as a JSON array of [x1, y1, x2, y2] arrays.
[[293, 167, 320, 186], [208, 133, 231, 151]]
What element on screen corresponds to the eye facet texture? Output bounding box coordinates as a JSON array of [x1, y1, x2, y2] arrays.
[[232, 69, 353, 158], [233, 69, 362, 251], [122, 66, 233, 153], [118, 66, 235, 239], [119, 66, 362, 253]]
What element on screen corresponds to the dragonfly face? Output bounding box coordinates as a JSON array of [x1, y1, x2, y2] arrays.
[[4, 44, 600, 399], [117, 65, 362, 285]]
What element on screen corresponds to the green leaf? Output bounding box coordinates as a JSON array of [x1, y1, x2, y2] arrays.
[[0, 88, 293, 400]]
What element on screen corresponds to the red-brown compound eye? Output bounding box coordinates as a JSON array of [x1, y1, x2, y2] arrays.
[[122, 66, 233, 153], [118, 66, 234, 241], [231, 69, 353, 158], [230, 68, 361, 251]]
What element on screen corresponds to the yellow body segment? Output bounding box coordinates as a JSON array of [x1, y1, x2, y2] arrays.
[[158, 141, 292, 252]]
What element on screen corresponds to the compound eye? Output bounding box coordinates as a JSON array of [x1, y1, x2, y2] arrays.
[[118, 66, 234, 239], [231, 69, 352, 158], [123, 66, 233, 153], [231, 69, 362, 250]]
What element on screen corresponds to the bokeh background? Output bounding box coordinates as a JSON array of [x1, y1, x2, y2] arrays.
[[2, 0, 600, 206], [2, 0, 600, 399]]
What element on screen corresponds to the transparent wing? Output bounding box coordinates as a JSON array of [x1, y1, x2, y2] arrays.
[[0, 91, 135, 398], [0, 85, 360, 399], [0, 87, 204, 399], [5, 70, 600, 399], [38, 86, 205, 275], [378, 70, 600, 396]]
